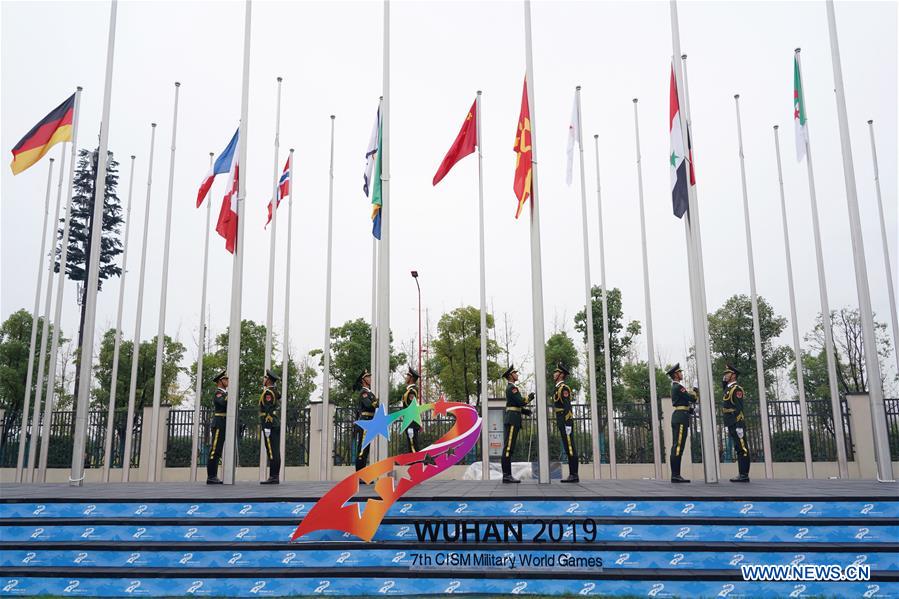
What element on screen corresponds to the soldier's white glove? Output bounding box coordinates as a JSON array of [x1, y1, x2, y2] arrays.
[[565, 425, 572, 436], [407, 429, 415, 439], [263, 428, 271, 438]]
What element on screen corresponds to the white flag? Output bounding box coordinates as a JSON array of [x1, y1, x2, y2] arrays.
[[566, 92, 578, 186], [363, 101, 381, 197]]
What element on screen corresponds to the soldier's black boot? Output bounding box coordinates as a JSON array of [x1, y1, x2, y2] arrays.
[[502, 475, 521, 484], [260, 476, 279, 485], [670, 455, 690, 483], [206, 477, 223, 485], [501, 456, 519, 483], [561, 458, 579, 482], [730, 457, 750, 482]]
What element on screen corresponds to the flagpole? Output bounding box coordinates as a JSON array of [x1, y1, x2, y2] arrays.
[[794, 48, 847, 478], [223, 0, 253, 485], [279, 148, 294, 481], [825, 0, 893, 482], [523, 0, 550, 484], [866, 119, 899, 381], [476, 90, 491, 480], [732, 95, 774, 479], [122, 123, 156, 483], [71, 0, 117, 486], [15, 157, 54, 482], [147, 81, 181, 483], [101, 154, 136, 483], [632, 98, 662, 480], [321, 118, 336, 481], [670, 1, 718, 483], [773, 125, 814, 478], [262, 76, 283, 481], [190, 152, 215, 482]]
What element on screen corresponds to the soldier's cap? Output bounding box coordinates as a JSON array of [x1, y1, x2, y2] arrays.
[[406, 366, 420, 381], [264, 369, 280, 383], [501, 365, 518, 380], [212, 370, 228, 383], [724, 364, 740, 377], [553, 362, 570, 376], [354, 369, 371, 391], [666, 363, 683, 378]]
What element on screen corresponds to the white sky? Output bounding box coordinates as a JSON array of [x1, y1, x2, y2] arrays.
[[2, 0, 897, 398]]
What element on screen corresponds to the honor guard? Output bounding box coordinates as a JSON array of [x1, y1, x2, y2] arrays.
[[722, 364, 750, 483], [401, 367, 422, 453], [353, 370, 379, 471], [552, 363, 579, 483], [667, 363, 697, 483], [259, 369, 282, 485], [501, 365, 533, 484], [206, 371, 229, 484]]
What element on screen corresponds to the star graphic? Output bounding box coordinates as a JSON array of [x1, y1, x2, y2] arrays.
[[433, 395, 451, 416], [445, 447, 457, 457], [670, 151, 679, 167], [395, 400, 431, 430], [355, 405, 394, 451]]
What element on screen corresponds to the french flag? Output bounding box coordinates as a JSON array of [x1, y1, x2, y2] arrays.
[[265, 155, 291, 228], [197, 128, 239, 207]]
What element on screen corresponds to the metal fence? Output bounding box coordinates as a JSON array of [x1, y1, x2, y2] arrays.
[[886, 398, 899, 461]]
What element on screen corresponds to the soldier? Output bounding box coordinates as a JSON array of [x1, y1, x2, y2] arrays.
[[206, 370, 229, 484], [667, 363, 697, 483], [722, 364, 750, 483], [259, 369, 281, 485], [401, 367, 422, 453], [353, 370, 379, 471], [501, 365, 533, 484], [552, 363, 579, 483]]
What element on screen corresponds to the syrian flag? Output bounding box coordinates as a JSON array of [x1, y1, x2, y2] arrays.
[[266, 156, 291, 228], [669, 64, 694, 219], [197, 128, 239, 207], [565, 91, 578, 186], [794, 53, 809, 162]]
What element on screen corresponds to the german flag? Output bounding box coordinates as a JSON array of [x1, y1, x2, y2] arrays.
[[10, 93, 75, 175]]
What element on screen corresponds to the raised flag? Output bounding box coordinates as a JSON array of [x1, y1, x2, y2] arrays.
[[363, 102, 383, 239], [215, 138, 240, 253], [10, 93, 75, 175], [793, 54, 808, 162], [432, 99, 477, 186], [266, 156, 291, 227], [197, 129, 239, 207], [565, 91, 578, 186], [513, 78, 533, 219], [363, 104, 380, 198], [669, 65, 690, 219]]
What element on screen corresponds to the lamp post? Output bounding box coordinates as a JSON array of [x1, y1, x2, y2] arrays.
[[411, 270, 422, 399]]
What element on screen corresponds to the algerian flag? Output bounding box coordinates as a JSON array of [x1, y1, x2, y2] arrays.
[[566, 91, 578, 186], [794, 54, 808, 162]]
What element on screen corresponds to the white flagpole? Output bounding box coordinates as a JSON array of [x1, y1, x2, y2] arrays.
[[773, 124, 814, 478], [592, 133, 617, 479], [121, 123, 156, 483], [574, 88, 601, 480], [476, 90, 491, 479], [279, 148, 294, 481], [190, 151, 215, 482], [71, 0, 117, 486], [101, 154, 136, 483], [15, 156, 55, 482], [262, 76, 283, 481], [794, 48, 848, 478], [733, 94, 773, 479], [147, 81, 181, 483], [825, 0, 893, 482], [321, 117, 336, 481], [223, 0, 252, 485], [671, 2, 718, 483], [632, 98, 662, 480], [523, 0, 551, 484], [866, 119, 899, 381]]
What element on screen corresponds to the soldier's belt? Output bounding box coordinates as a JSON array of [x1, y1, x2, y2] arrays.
[[214, 413, 227, 417], [722, 408, 737, 413], [505, 407, 522, 412], [673, 406, 692, 411], [553, 407, 566, 413], [360, 411, 375, 417]]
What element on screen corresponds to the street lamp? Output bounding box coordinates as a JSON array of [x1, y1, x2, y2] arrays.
[[411, 270, 422, 400]]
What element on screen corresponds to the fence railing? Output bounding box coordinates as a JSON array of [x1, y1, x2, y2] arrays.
[[885, 398, 899, 461]]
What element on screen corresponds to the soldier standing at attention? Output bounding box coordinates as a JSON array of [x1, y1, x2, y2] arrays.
[[552, 363, 579, 483], [259, 369, 281, 485], [667, 363, 697, 483], [206, 371, 229, 484], [354, 370, 378, 472], [722, 364, 751, 483], [501, 365, 533, 484], [401, 367, 422, 453]]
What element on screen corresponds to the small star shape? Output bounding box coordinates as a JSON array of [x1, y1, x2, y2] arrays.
[[355, 405, 393, 451]]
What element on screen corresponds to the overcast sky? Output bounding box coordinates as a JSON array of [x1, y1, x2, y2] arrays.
[[2, 0, 897, 399]]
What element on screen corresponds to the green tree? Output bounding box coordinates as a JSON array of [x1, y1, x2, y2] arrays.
[[428, 307, 501, 405], [574, 286, 641, 408], [545, 331, 581, 398]]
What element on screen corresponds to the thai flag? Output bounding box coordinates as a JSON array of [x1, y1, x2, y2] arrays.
[[265, 156, 291, 228], [197, 128, 239, 207]]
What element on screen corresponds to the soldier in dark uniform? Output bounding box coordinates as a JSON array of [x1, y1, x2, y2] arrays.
[[353, 370, 378, 471], [401, 367, 421, 453], [552, 363, 579, 483], [259, 369, 281, 485], [501, 365, 533, 484], [667, 363, 697, 483], [206, 371, 229, 484], [722, 364, 750, 483]]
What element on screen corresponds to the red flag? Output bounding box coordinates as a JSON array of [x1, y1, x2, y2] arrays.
[[512, 78, 532, 219], [216, 164, 239, 253], [432, 99, 477, 185]]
